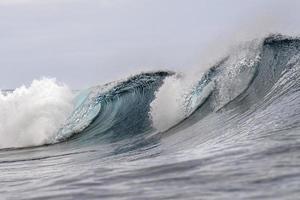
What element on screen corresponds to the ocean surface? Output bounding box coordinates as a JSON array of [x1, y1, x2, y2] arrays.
[[1, 34, 300, 199]]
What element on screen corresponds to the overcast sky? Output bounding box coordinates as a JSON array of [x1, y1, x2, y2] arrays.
[[0, 0, 300, 89]]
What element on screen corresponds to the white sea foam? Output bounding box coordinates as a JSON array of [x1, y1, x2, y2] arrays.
[[0, 78, 74, 149], [149, 73, 205, 132]]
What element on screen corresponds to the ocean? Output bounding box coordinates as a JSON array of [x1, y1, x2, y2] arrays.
[[1, 34, 300, 199]]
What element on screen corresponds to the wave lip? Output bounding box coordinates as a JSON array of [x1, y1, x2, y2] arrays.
[[54, 71, 173, 144], [150, 34, 300, 133]]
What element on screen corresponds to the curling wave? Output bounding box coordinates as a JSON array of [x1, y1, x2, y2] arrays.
[[2, 34, 300, 150]]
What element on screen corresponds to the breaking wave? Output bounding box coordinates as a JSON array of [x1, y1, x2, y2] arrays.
[[2, 34, 300, 150], [0, 79, 73, 148]]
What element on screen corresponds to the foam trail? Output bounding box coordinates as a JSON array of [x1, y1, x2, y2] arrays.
[[0, 78, 74, 149]]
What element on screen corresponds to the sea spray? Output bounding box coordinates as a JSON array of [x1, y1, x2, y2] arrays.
[[0, 78, 73, 148]]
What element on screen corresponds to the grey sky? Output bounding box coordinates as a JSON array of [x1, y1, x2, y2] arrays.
[[0, 0, 299, 89]]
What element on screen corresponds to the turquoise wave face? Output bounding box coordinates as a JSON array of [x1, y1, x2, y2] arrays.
[[54, 71, 172, 144]]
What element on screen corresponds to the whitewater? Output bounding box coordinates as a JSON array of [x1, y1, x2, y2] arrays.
[[2, 34, 300, 199]]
